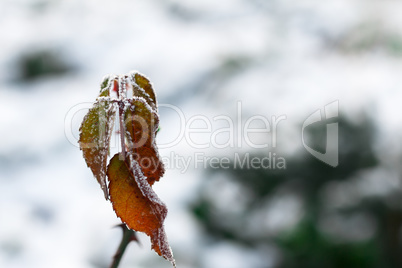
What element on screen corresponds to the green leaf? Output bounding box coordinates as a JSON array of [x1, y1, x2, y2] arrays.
[[79, 97, 116, 199], [99, 75, 113, 97], [129, 71, 158, 112]]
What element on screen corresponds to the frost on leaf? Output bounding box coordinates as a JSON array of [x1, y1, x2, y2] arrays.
[[79, 71, 175, 267], [124, 97, 164, 185], [129, 71, 158, 112], [79, 93, 116, 199], [107, 153, 175, 266], [100, 76, 111, 96]]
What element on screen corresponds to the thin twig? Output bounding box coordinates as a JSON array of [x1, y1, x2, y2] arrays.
[[110, 225, 138, 268]]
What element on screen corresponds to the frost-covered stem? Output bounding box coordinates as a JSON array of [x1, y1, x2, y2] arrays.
[[110, 225, 136, 268], [118, 101, 126, 160], [116, 76, 127, 160]]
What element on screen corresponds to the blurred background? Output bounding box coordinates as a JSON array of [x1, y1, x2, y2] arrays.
[[1, 0, 402, 268]]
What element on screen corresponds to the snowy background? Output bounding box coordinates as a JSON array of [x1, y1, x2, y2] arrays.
[[1, 0, 402, 268]]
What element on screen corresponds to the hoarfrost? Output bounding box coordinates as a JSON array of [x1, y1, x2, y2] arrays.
[[152, 227, 176, 267], [128, 70, 158, 112], [128, 153, 166, 216], [79, 99, 116, 200], [80, 71, 173, 264], [127, 153, 176, 267], [96, 96, 112, 102], [118, 75, 127, 100], [133, 96, 154, 114]]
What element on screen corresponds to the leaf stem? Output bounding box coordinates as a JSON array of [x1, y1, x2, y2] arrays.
[[110, 225, 137, 268], [119, 102, 126, 160], [117, 76, 127, 160]]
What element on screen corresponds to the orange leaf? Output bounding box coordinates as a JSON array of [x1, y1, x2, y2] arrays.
[[107, 153, 175, 266]]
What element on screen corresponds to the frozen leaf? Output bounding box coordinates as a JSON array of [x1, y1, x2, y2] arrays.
[[129, 71, 158, 112], [79, 71, 175, 266], [79, 94, 116, 199], [124, 97, 164, 185], [107, 153, 175, 266], [100, 76, 110, 96]]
